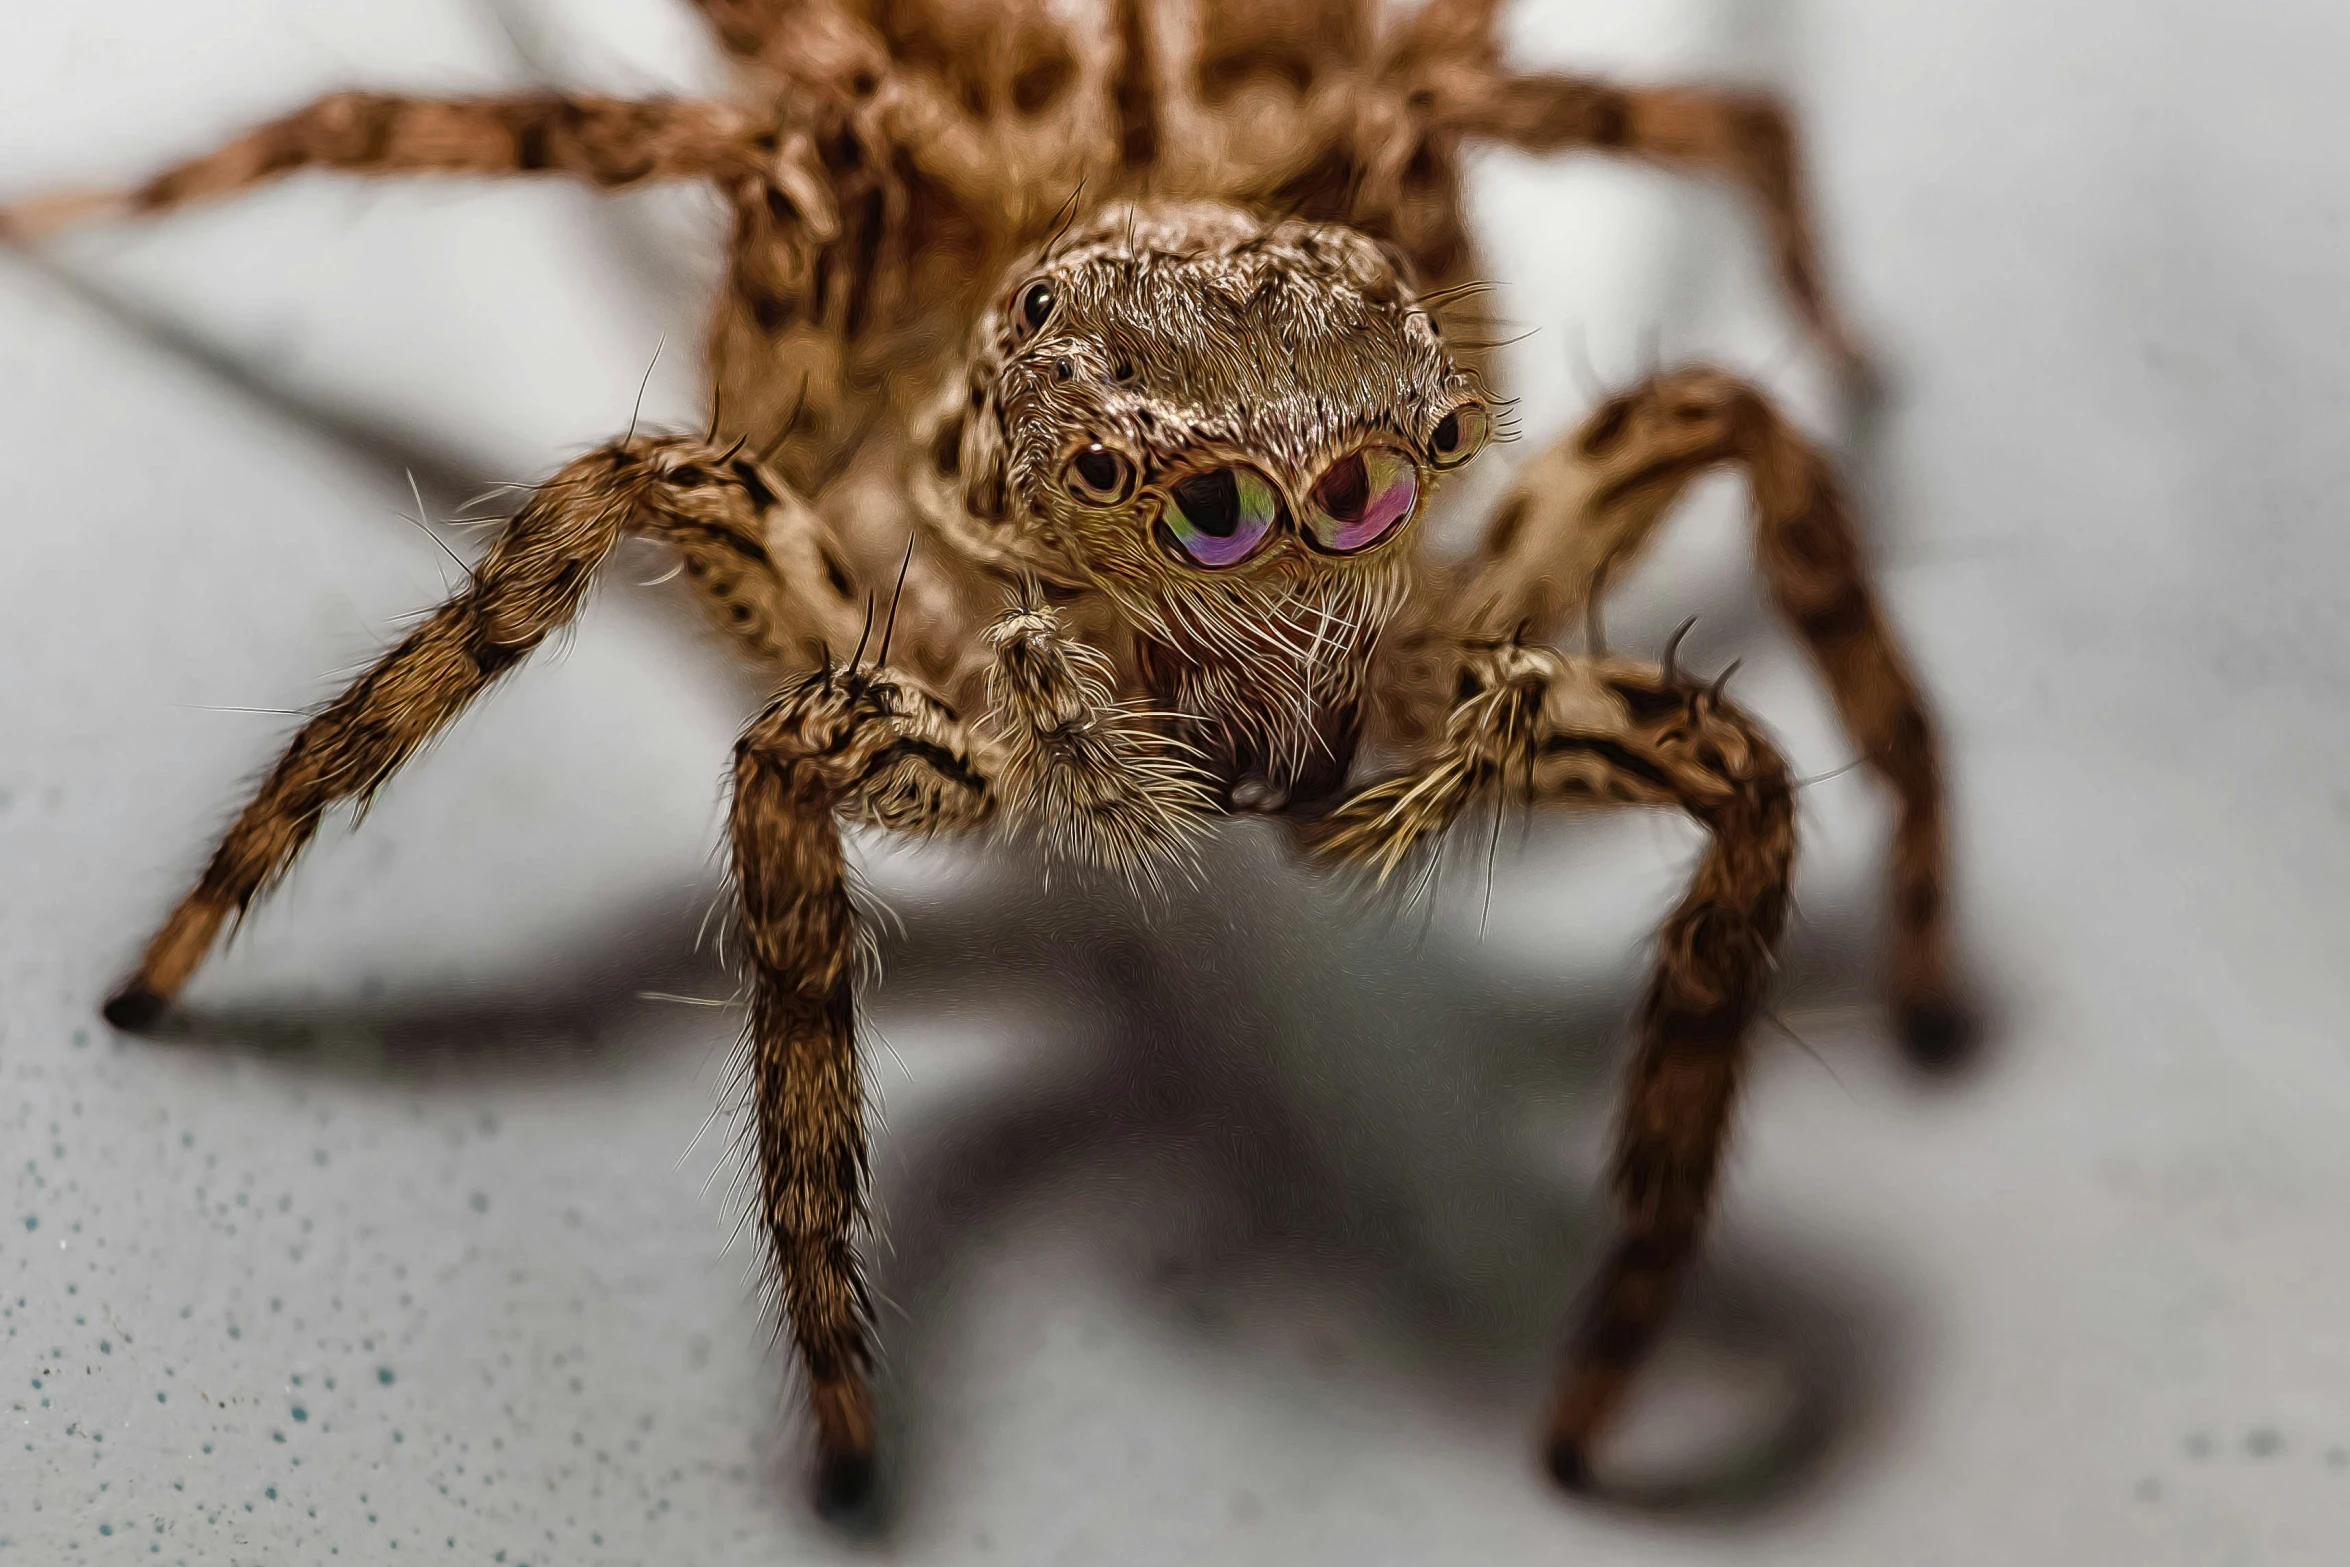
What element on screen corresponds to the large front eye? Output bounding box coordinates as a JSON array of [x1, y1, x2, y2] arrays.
[[1156, 465, 1283, 569], [1427, 401, 1491, 468], [1302, 446, 1419, 554], [1062, 442, 1134, 505], [1011, 279, 1056, 343]]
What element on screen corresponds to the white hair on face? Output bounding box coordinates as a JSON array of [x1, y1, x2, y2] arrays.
[[1114, 551, 1410, 782]]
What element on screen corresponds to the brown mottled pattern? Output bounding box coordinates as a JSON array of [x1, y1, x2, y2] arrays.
[[1312, 645, 1796, 1484], [127, 92, 778, 212], [730, 667, 990, 1506], [1464, 369, 1955, 1057], [100, 436, 854, 1028], [7, 0, 1952, 1510]]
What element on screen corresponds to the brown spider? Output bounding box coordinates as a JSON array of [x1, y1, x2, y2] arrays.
[[3, 0, 1956, 1514]]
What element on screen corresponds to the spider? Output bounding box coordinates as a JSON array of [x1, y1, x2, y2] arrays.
[[4, 0, 1956, 1515]]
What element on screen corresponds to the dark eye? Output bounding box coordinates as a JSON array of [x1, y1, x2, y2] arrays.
[[1428, 402, 1491, 468], [1012, 279, 1056, 341], [1158, 465, 1283, 569], [1062, 443, 1134, 505]]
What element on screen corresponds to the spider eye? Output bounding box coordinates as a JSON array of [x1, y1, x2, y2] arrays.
[[1012, 279, 1056, 341], [1301, 446, 1419, 555], [1156, 464, 1283, 569], [1062, 442, 1135, 506], [1427, 401, 1491, 468]]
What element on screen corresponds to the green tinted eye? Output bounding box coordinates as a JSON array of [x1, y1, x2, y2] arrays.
[[1157, 465, 1283, 569]]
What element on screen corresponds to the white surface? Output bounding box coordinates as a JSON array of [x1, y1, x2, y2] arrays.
[[5, 1, 2350, 1563]]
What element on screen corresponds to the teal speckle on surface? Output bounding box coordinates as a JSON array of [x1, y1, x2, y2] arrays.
[[20, 1217, 33, 1233], [377, 1367, 395, 1386], [265, 1487, 277, 1501], [291, 1406, 308, 1422], [98, 1525, 111, 1537]]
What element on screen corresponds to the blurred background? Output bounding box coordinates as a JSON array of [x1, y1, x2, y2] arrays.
[[3, 0, 2347, 1561]]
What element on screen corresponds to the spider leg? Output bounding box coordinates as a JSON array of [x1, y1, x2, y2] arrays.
[[729, 663, 992, 1512], [1427, 65, 1861, 382], [0, 92, 780, 241], [1457, 367, 1960, 1061], [1313, 643, 1794, 1491], [101, 435, 860, 1029]]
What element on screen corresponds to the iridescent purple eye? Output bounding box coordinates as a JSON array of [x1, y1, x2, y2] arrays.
[[1156, 465, 1283, 569], [1301, 447, 1419, 555]]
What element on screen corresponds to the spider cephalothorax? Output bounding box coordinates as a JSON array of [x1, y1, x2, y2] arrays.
[[14, 0, 1960, 1519], [960, 201, 1497, 802]]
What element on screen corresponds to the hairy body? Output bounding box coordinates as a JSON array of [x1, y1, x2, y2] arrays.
[[5, 0, 1954, 1516]]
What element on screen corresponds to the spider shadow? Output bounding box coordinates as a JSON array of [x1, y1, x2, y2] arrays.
[[813, 827, 1915, 1535], [118, 816, 1927, 1538], [135, 882, 739, 1086]]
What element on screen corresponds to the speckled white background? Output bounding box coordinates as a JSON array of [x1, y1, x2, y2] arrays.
[[5, 0, 2350, 1563]]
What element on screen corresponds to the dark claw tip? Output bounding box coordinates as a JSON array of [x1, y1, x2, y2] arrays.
[[1545, 1438, 1595, 1493], [102, 985, 167, 1033], [813, 1445, 877, 1518], [1897, 998, 1975, 1072]]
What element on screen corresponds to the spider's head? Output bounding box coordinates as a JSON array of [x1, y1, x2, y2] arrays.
[[945, 201, 1496, 785]]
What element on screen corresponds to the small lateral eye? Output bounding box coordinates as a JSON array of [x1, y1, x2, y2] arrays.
[[1012, 279, 1056, 342], [1062, 442, 1134, 505], [1428, 401, 1491, 468]]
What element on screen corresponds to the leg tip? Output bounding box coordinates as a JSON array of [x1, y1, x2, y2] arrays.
[[1545, 1436, 1595, 1493], [1897, 997, 1975, 1072], [812, 1444, 877, 1519], [102, 985, 168, 1034]]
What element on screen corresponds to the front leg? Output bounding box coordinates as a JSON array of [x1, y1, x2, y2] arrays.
[[102, 433, 860, 1029], [1316, 642, 1795, 1490], [729, 662, 991, 1512], [1460, 369, 1959, 1060]]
